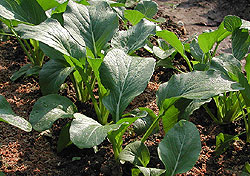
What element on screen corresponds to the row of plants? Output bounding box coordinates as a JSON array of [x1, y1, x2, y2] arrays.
[[0, 0, 250, 175]]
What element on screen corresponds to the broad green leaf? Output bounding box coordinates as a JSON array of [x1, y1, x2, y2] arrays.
[[198, 23, 230, 53], [232, 28, 250, 60], [36, 0, 60, 11], [100, 49, 155, 122], [63, 0, 118, 56], [29, 94, 77, 131], [215, 133, 239, 155], [69, 113, 120, 149], [210, 54, 242, 80], [157, 70, 243, 107], [39, 59, 74, 95], [136, 166, 166, 176], [135, 0, 158, 19], [0, 95, 32, 132], [158, 120, 201, 176], [124, 10, 145, 26], [111, 19, 156, 54], [16, 18, 86, 59], [119, 141, 150, 167], [224, 15, 242, 32], [156, 30, 186, 59], [0, 0, 47, 25]]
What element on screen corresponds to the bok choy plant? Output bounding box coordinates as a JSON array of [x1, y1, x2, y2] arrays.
[[15, 0, 157, 125]]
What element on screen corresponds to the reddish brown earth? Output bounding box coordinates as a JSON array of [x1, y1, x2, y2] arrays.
[[1, 0, 250, 175]]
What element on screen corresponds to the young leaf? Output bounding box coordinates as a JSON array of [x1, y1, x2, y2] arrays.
[[232, 28, 250, 60], [119, 141, 150, 167], [10, 64, 33, 81], [0, 95, 32, 132], [198, 23, 230, 53], [111, 19, 156, 54], [29, 94, 77, 131], [39, 59, 74, 95], [36, 0, 60, 11], [158, 120, 201, 176], [107, 117, 139, 160], [156, 30, 185, 59], [134, 0, 158, 19], [100, 49, 155, 122], [0, 0, 47, 25], [69, 113, 120, 149], [124, 10, 145, 26], [215, 133, 239, 155], [224, 15, 242, 32]]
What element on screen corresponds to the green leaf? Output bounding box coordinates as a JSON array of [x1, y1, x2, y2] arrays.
[[39, 59, 74, 95], [210, 54, 242, 79], [156, 30, 186, 59], [215, 133, 239, 155], [136, 166, 166, 176], [57, 121, 72, 153], [245, 54, 250, 83], [124, 10, 145, 26], [157, 70, 243, 107], [36, 0, 60, 11], [134, 0, 158, 19], [16, 18, 86, 59], [232, 28, 250, 60], [29, 94, 77, 131], [224, 15, 242, 32], [242, 162, 250, 175], [161, 98, 211, 133], [119, 141, 150, 167], [0, 0, 47, 25], [111, 19, 156, 54], [158, 120, 201, 176], [100, 49, 155, 122], [133, 110, 158, 135], [107, 117, 139, 159], [63, 0, 118, 56], [69, 113, 120, 149], [11, 64, 32, 81], [0, 95, 32, 132], [198, 23, 230, 53], [190, 39, 204, 62]]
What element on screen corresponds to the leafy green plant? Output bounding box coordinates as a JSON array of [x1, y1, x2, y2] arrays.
[[120, 120, 201, 176], [16, 0, 156, 125]]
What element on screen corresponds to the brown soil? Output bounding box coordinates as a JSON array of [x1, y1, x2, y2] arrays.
[[1, 0, 250, 175]]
